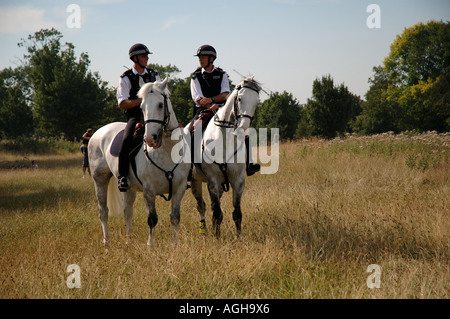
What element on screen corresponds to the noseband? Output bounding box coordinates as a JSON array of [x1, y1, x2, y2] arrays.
[[234, 84, 259, 125]]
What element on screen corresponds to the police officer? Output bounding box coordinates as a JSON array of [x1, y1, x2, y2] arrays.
[[116, 43, 161, 191], [190, 44, 230, 130], [189, 44, 260, 176]]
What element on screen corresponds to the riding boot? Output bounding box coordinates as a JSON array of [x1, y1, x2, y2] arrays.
[[118, 116, 139, 192], [245, 136, 260, 176]]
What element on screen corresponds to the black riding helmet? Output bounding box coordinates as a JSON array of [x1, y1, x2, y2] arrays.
[[195, 44, 217, 69], [194, 44, 217, 60], [129, 43, 152, 68]]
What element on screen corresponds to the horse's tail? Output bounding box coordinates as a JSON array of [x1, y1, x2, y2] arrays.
[[107, 176, 123, 217]]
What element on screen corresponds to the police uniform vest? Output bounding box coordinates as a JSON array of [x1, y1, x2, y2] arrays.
[[120, 68, 158, 118], [192, 67, 225, 100]]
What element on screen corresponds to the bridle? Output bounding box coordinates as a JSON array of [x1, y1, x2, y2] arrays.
[[139, 88, 185, 202], [214, 84, 260, 129], [143, 90, 171, 132]]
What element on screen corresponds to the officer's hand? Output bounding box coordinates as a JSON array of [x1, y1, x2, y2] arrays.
[[208, 104, 219, 111], [199, 97, 210, 106]]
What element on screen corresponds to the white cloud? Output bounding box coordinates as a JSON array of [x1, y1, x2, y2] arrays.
[[160, 16, 188, 32], [0, 6, 61, 34]]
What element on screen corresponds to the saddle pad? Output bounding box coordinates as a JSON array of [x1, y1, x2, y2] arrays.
[[110, 129, 125, 157]]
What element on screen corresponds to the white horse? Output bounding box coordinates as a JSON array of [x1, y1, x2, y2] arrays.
[[88, 78, 190, 245], [186, 77, 262, 239]]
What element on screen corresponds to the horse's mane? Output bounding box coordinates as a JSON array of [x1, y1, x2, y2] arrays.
[[241, 76, 262, 93], [215, 76, 262, 125], [137, 81, 170, 99]]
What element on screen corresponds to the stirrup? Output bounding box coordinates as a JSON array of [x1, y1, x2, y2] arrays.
[[246, 163, 260, 176], [118, 176, 129, 192]]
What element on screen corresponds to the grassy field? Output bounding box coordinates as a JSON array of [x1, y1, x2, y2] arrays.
[[0, 131, 449, 299]]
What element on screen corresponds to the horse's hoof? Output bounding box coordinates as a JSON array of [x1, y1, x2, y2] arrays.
[[199, 220, 207, 235]]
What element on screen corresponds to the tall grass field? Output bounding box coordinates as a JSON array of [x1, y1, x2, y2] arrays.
[[0, 132, 448, 299]]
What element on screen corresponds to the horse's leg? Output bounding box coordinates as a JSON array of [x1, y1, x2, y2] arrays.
[[143, 190, 157, 246], [231, 177, 245, 239], [123, 190, 136, 239], [93, 174, 111, 244], [191, 177, 207, 234], [207, 180, 223, 239], [170, 186, 186, 244]]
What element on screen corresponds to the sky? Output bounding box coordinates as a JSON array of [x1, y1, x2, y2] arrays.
[[0, 0, 449, 104]]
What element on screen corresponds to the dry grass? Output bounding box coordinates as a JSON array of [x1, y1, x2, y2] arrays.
[[0, 132, 449, 299]]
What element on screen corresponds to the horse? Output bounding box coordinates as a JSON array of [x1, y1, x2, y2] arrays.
[[88, 78, 190, 245], [186, 76, 262, 239]]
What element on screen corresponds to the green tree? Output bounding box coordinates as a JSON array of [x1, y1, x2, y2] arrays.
[[294, 106, 314, 138], [169, 77, 195, 127], [384, 20, 450, 87], [100, 87, 124, 125], [19, 28, 110, 139], [306, 75, 360, 139], [0, 67, 34, 138], [255, 91, 301, 139], [396, 70, 450, 131], [356, 21, 450, 133], [353, 66, 401, 134], [148, 63, 181, 83]]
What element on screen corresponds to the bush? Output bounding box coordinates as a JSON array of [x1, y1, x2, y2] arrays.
[[0, 136, 80, 155]]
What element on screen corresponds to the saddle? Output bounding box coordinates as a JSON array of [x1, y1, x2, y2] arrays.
[[110, 121, 145, 158], [190, 109, 214, 134]]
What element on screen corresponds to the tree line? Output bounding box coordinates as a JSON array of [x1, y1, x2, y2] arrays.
[[1, 21, 449, 141]]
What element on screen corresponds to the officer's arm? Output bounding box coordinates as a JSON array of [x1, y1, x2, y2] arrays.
[[191, 77, 203, 105], [119, 99, 142, 110], [213, 72, 231, 104], [212, 91, 229, 104], [117, 75, 142, 110]]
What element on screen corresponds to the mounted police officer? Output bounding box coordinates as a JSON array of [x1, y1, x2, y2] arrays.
[[116, 43, 161, 191], [190, 44, 230, 130], [189, 44, 260, 176]]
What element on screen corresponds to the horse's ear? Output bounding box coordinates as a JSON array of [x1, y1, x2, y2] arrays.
[[158, 77, 169, 91], [250, 76, 255, 81]]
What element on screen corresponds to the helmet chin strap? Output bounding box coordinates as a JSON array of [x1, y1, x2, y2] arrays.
[[205, 56, 215, 70], [134, 56, 146, 70]]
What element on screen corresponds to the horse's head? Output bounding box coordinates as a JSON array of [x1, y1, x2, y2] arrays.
[[232, 76, 262, 132], [138, 77, 175, 149]]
